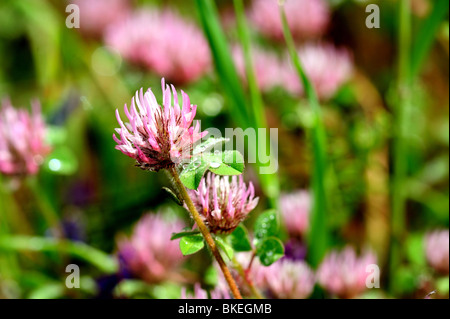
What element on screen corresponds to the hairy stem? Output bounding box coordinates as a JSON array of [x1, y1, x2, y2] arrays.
[[167, 167, 243, 299], [232, 256, 264, 299]]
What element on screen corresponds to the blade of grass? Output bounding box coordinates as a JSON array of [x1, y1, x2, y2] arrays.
[[232, 0, 280, 203], [389, 0, 412, 293], [233, 0, 266, 130], [12, 0, 61, 88], [279, 3, 329, 267], [410, 0, 449, 77], [26, 176, 63, 238], [195, 0, 251, 128], [0, 176, 20, 281], [195, 0, 280, 203], [0, 236, 118, 274]]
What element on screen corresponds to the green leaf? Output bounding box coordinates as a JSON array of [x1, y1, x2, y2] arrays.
[[229, 225, 252, 252], [45, 126, 67, 146], [28, 283, 65, 299], [180, 150, 245, 190], [170, 230, 201, 241], [162, 187, 183, 206], [256, 237, 284, 266], [179, 157, 210, 190], [253, 209, 279, 244], [193, 137, 229, 155], [405, 233, 426, 266], [436, 277, 450, 295], [207, 150, 245, 176], [215, 236, 234, 260], [179, 235, 205, 256], [204, 266, 219, 286], [0, 236, 117, 273]]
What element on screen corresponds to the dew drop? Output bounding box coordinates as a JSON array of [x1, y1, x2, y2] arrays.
[[210, 162, 221, 169]]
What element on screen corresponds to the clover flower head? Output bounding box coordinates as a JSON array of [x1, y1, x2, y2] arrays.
[[425, 229, 449, 275], [232, 45, 283, 92], [259, 259, 316, 299], [280, 190, 311, 238], [227, 252, 265, 297], [72, 0, 131, 37], [283, 43, 353, 100], [188, 173, 259, 234], [317, 246, 377, 299], [250, 0, 330, 41], [105, 8, 211, 84], [118, 213, 185, 284], [0, 99, 51, 176], [113, 78, 208, 171]]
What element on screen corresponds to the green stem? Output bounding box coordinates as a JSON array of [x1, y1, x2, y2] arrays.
[[390, 0, 412, 292], [280, 3, 329, 267], [167, 167, 243, 299], [26, 176, 63, 237]]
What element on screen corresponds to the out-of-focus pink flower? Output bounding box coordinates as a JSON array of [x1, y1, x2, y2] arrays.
[[280, 190, 311, 238], [105, 8, 211, 84], [282, 43, 353, 100], [188, 173, 259, 234], [317, 246, 377, 299], [113, 78, 208, 171], [225, 252, 265, 297], [258, 259, 315, 299], [118, 213, 186, 284], [181, 283, 230, 299], [425, 230, 449, 275], [232, 45, 283, 92], [249, 0, 330, 42], [0, 99, 51, 176], [72, 0, 131, 37]]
